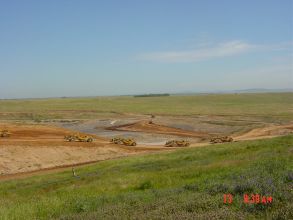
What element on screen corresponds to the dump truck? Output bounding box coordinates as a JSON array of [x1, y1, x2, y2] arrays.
[[110, 137, 137, 146], [165, 140, 190, 147], [210, 136, 233, 144], [64, 134, 93, 142], [0, 130, 11, 138]]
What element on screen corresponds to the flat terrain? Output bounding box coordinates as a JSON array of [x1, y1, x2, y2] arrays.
[[0, 93, 292, 120]]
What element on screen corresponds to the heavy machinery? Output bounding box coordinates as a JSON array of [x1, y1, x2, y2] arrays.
[[165, 140, 190, 147], [210, 136, 233, 144], [64, 134, 93, 142], [110, 137, 124, 144], [149, 114, 155, 124], [0, 130, 11, 138], [122, 138, 137, 146], [110, 137, 137, 146]]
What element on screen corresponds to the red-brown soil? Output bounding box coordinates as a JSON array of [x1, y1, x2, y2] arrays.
[[0, 123, 168, 177], [106, 120, 209, 138], [0, 121, 292, 179]]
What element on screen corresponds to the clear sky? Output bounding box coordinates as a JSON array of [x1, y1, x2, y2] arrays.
[[0, 0, 292, 98]]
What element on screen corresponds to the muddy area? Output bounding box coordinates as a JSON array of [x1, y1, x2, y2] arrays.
[[55, 115, 269, 144], [56, 117, 204, 145]]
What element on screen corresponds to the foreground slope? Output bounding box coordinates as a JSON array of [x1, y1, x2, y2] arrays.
[[0, 136, 292, 219]]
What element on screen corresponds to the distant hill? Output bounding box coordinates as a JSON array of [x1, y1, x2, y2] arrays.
[[172, 88, 293, 96], [133, 93, 170, 98], [228, 88, 293, 93]]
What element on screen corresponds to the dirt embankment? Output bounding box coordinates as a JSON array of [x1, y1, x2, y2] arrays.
[[106, 120, 209, 138], [234, 124, 293, 140]]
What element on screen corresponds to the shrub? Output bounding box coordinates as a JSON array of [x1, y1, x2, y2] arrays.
[[136, 180, 153, 190]]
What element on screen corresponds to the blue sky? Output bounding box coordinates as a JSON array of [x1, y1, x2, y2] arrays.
[[0, 0, 292, 98]]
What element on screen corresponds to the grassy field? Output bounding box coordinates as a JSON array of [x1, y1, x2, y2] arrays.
[[0, 135, 292, 219], [0, 93, 292, 120]]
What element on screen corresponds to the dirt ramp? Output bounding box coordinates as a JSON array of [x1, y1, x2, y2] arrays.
[[235, 123, 293, 140], [106, 120, 209, 138]]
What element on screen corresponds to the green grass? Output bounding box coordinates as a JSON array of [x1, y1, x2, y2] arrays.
[[0, 136, 292, 219], [0, 93, 292, 120]]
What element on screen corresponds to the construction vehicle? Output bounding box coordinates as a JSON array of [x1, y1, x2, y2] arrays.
[[210, 136, 233, 144], [110, 137, 137, 146], [122, 138, 137, 146], [149, 114, 155, 124], [0, 130, 11, 138], [110, 137, 124, 144], [64, 134, 93, 142], [165, 140, 190, 147]]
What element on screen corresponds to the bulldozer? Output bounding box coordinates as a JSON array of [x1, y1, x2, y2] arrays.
[[0, 130, 11, 138], [165, 140, 190, 147], [64, 134, 93, 142], [110, 137, 137, 146], [210, 136, 233, 144]]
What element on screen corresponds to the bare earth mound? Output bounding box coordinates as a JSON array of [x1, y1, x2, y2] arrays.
[[234, 124, 293, 140], [106, 120, 209, 138]]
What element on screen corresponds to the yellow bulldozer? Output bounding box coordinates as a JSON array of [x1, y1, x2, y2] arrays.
[[165, 140, 190, 147], [110, 137, 137, 146], [0, 130, 11, 138], [210, 136, 233, 144], [64, 134, 93, 142]]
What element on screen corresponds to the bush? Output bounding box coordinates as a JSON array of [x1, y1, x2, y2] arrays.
[[135, 180, 153, 190]]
